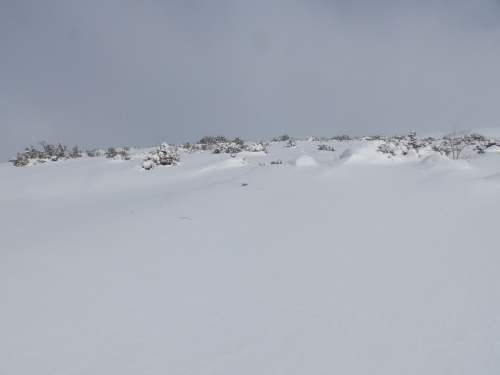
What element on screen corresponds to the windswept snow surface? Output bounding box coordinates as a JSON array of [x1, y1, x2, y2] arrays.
[[1, 140, 500, 374]]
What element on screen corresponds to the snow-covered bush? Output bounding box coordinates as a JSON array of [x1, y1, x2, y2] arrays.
[[142, 159, 155, 170], [142, 143, 180, 170], [118, 148, 131, 160], [196, 135, 245, 154], [8, 142, 83, 166], [86, 149, 103, 157], [318, 144, 335, 151], [376, 135, 410, 157], [305, 136, 322, 141], [366, 135, 389, 141], [375, 132, 424, 158], [69, 145, 82, 158], [430, 137, 472, 159], [476, 139, 500, 154], [378, 141, 408, 157], [270, 159, 282, 164], [371, 131, 500, 160], [285, 138, 297, 148], [248, 141, 268, 153], [181, 142, 203, 154], [212, 137, 246, 154], [469, 134, 486, 142], [279, 134, 290, 141], [430, 138, 451, 156], [105, 147, 117, 158], [427, 131, 498, 159], [105, 147, 131, 160], [189, 145, 204, 154], [420, 137, 436, 146], [8, 153, 29, 167], [156, 143, 178, 165], [198, 135, 228, 151], [41, 142, 68, 161], [331, 135, 353, 142]]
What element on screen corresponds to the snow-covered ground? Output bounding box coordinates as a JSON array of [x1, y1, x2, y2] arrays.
[[1, 137, 500, 374]]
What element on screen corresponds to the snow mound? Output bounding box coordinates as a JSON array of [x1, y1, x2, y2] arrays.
[[340, 142, 385, 163], [312, 153, 338, 165], [197, 155, 249, 173], [417, 154, 471, 172], [406, 149, 419, 159], [288, 154, 318, 167], [485, 145, 500, 153], [220, 155, 249, 168]]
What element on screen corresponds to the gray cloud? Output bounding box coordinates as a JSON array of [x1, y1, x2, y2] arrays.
[[1, 0, 500, 160]]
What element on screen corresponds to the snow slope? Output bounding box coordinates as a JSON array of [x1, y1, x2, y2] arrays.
[[1, 140, 500, 374]]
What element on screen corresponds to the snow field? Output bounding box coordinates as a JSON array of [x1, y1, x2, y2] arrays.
[[1, 139, 500, 374]]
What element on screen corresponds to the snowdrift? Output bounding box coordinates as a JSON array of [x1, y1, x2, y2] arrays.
[[417, 154, 472, 172], [288, 154, 319, 167], [339, 141, 384, 162]]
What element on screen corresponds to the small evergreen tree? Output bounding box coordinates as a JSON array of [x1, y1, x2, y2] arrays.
[[39, 141, 55, 158], [54, 143, 67, 160], [69, 145, 82, 158], [408, 131, 418, 150], [105, 147, 117, 158]]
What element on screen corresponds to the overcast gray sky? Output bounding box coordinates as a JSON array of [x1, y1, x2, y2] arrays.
[[1, 0, 500, 160]]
